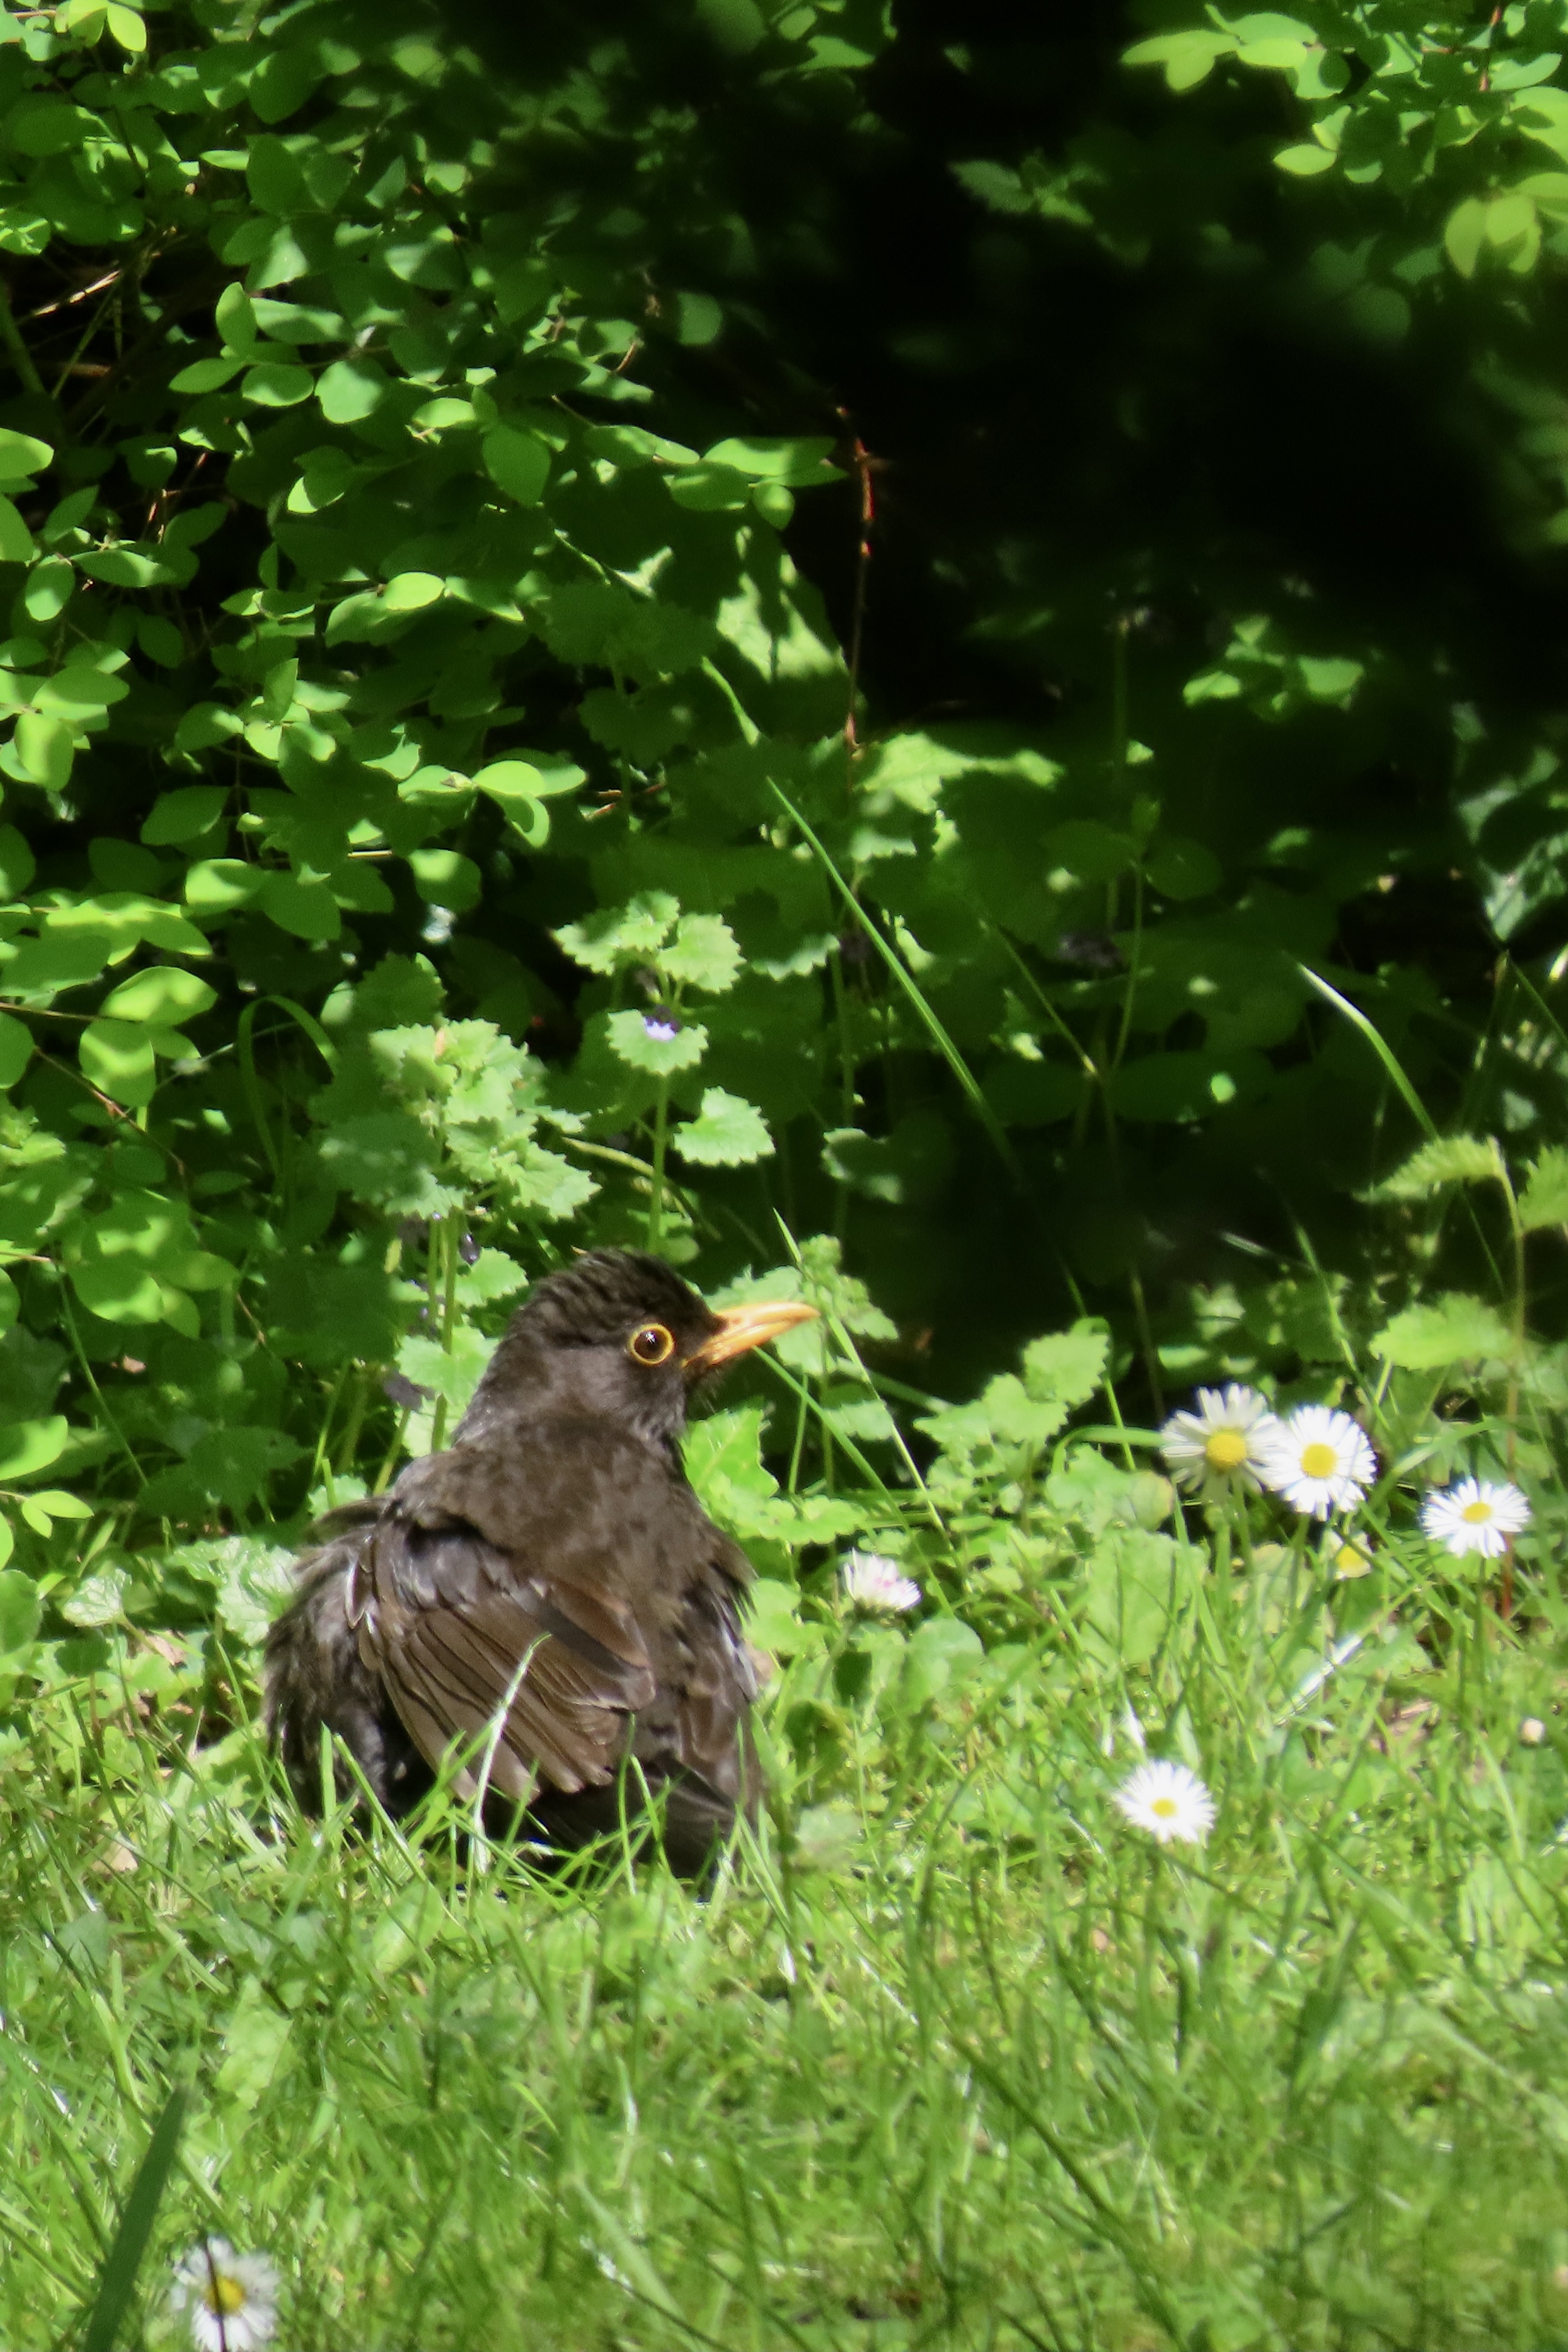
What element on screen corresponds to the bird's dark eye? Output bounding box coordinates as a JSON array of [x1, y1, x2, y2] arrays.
[[627, 1322, 676, 1367]]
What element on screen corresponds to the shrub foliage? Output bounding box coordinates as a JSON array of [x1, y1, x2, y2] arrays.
[[0, 0, 1559, 1674]]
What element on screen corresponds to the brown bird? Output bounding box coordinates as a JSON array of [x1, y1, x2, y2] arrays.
[[264, 1250, 815, 1873]]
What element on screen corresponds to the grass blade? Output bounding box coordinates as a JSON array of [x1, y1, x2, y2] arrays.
[[78, 2083, 188, 2352], [765, 776, 1024, 1184], [1297, 963, 1440, 1142]]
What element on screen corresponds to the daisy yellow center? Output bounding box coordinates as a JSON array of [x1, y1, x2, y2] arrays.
[[1204, 1429, 1249, 1470], [1461, 1499, 1494, 1523], [1299, 1442, 1338, 1480], [203, 2276, 248, 2319], [1151, 1796, 1178, 1818]]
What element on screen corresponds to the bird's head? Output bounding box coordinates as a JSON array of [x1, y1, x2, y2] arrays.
[[454, 1249, 818, 1446]]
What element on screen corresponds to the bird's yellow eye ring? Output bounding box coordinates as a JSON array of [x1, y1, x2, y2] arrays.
[[627, 1322, 676, 1367]]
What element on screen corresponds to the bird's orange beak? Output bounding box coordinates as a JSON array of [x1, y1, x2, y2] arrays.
[[684, 1298, 818, 1376]]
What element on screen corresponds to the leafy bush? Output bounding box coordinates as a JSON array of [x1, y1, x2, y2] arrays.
[[0, 0, 1555, 1717]]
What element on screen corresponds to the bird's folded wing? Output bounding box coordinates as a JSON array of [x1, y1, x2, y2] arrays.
[[665, 1574, 759, 1803], [359, 1519, 657, 1801]]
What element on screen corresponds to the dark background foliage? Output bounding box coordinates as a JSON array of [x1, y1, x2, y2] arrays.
[[0, 0, 1560, 1625]]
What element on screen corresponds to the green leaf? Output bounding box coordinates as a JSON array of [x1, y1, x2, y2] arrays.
[[383, 570, 445, 612], [0, 1414, 68, 1478], [704, 434, 838, 485], [1520, 1147, 1568, 1231], [215, 1979, 294, 2103], [14, 713, 73, 790], [260, 872, 341, 940], [1371, 1294, 1512, 1369], [80, 1019, 157, 1106], [169, 354, 245, 393], [0, 1566, 38, 1650], [606, 1008, 708, 1073], [1146, 836, 1222, 899], [407, 849, 480, 910], [672, 1087, 773, 1165], [317, 356, 389, 423], [1374, 1135, 1503, 1199], [1445, 197, 1489, 279], [661, 912, 743, 993], [61, 1567, 129, 1627], [1275, 142, 1335, 175], [555, 891, 680, 974], [0, 825, 34, 896], [472, 757, 581, 804], [141, 786, 227, 845], [104, 2, 147, 51], [100, 966, 217, 1024], [482, 424, 550, 506], [241, 359, 313, 407], [215, 281, 257, 350], [1021, 1322, 1108, 1414], [1122, 28, 1236, 89], [903, 1616, 983, 1705], [746, 1576, 808, 1656], [185, 858, 263, 915], [0, 428, 52, 487], [0, 1012, 33, 1088], [0, 495, 33, 565]]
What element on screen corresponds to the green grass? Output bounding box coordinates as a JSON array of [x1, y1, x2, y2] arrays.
[[6, 1540, 1568, 2352]]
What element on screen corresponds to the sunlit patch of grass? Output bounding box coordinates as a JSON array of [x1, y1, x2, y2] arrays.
[[5, 1547, 1568, 2352]]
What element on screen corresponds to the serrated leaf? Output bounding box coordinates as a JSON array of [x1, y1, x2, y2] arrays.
[[555, 891, 680, 974], [1371, 1294, 1512, 1369], [605, 1008, 708, 1073], [1021, 1323, 1108, 1413], [1520, 1147, 1568, 1231], [671, 1087, 773, 1165], [1375, 1135, 1503, 1200], [657, 913, 739, 995]]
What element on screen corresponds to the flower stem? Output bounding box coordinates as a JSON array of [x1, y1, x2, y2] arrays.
[[647, 1079, 670, 1251]]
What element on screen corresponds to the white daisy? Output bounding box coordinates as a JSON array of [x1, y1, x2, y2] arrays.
[[1420, 1475, 1531, 1560], [1256, 1405, 1376, 1518], [169, 2240, 278, 2352], [840, 1550, 921, 1612], [1113, 1759, 1215, 1847], [1158, 1384, 1279, 1501]]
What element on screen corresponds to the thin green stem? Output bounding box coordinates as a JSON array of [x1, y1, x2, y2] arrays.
[[0, 279, 44, 398], [647, 1079, 670, 1252]]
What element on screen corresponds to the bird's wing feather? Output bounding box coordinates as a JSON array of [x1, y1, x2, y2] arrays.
[[361, 1420, 754, 1809], [364, 1517, 656, 1800]]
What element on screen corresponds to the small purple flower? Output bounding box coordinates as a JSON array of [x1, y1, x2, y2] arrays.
[[643, 1014, 679, 1042]]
